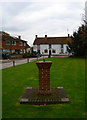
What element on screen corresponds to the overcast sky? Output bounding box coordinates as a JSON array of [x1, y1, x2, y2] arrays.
[[0, 0, 86, 46]]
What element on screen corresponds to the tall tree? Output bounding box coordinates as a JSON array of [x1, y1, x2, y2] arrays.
[[67, 24, 87, 57]]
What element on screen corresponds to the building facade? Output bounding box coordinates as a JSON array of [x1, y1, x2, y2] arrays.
[[0, 31, 30, 54], [33, 35, 72, 56]]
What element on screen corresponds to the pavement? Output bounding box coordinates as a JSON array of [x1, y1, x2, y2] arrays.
[[0, 55, 69, 69], [0, 56, 48, 69]]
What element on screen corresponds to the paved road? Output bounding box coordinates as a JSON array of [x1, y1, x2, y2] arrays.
[[0, 56, 48, 69], [0, 56, 69, 69]]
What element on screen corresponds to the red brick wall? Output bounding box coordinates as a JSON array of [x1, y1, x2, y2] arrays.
[[36, 61, 52, 95], [2, 40, 27, 52]]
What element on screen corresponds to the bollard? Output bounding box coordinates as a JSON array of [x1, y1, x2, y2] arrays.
[[27, 58, 29, 63], [13, 60, 15, 66]]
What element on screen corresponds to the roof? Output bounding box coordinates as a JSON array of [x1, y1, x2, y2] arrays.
[[33, 36, 72, 45], [0, 31, 27, 42], [26, 43, 30, 48], [2, 35, 27, 42]]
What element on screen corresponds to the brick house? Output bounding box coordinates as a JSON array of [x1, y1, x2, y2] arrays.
[[33, 34, 72, 56], [0, 31, 30, 54]]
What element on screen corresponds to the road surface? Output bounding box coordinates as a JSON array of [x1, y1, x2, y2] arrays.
[[0, 56, 48, 69]]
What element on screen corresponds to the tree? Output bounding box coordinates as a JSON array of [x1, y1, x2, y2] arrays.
[[67, 24, 87, 57]]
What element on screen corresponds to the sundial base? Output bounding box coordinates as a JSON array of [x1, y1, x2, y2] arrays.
[[20, 87, 70, 105]]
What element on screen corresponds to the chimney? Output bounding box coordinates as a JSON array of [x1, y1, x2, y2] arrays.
[[68, 34, 69, 38], [18, 36, 21, 39], [35, 35, 38, 39], [45, 35, 47, 39]]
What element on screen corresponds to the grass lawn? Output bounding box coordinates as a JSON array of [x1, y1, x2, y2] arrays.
[[2, 57, 86, 118]]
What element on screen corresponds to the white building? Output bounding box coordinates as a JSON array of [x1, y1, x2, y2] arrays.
[[33, 35, 72, 56]]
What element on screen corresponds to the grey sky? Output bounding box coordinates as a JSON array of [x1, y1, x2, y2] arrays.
[[0, 0, 86, 46]]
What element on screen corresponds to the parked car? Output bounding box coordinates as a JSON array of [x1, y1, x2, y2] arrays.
[[2, 51, 10, 59]]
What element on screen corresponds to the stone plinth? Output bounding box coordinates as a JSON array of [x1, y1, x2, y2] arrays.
[[36, 61, 52, 95]]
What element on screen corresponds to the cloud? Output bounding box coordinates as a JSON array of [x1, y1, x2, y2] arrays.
[[0, 1, 85, 45]]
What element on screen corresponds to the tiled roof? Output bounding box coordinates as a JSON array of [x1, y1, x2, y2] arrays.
[[2, 35, 27, 42], [26, 44, 30, 48], [33, 37, 72, 45], [0, 31, 27, 42]]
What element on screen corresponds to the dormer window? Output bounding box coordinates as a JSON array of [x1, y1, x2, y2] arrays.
[[12, 41, 16, 45]]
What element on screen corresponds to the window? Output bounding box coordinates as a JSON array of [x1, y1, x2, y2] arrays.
[[5, 41, 10, 45], [65, 51, 67, 54], [12, 49, 15, 54], [3, 49, 10, 53], [20, 49, 23, 53], [12, 41, 16, 45], [44, 49, 48, 53], [52, 49, 56, 53], [24, 42, 26, 46], [20, 41, 23, 46]]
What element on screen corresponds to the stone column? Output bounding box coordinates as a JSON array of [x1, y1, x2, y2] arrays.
[[36, 61, 52, 95]]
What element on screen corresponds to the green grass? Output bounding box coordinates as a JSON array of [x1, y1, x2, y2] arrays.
[[2, 57, 86, 118]]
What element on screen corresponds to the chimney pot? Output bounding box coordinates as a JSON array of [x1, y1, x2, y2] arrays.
[[35, 35, 38, 39], [68, 34, 69, 38], [45, 35, 47, 38], [18, 36, 21, 39]]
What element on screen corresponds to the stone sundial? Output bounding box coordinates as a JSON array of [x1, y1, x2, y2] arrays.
[[20, 61, 70, 105]]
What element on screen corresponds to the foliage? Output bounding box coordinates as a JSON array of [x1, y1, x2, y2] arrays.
[[67, 24, 87, 57], [22, 52, 30, 58]]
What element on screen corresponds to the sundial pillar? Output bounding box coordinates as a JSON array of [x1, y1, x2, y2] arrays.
[[36, 61, 52, 95]]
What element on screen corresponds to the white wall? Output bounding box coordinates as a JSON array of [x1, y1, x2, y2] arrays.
[[40, 44, 49, 55], [51, 44, 61, 55], [33, 44, 69, 55], [52, 44, 69, 55], [33, 45, 37, 51], [63, 44, 68, 54]]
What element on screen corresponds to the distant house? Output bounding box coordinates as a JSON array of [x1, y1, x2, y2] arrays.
[[0, 31, 30, 54], [33, 35, 72, 56]]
